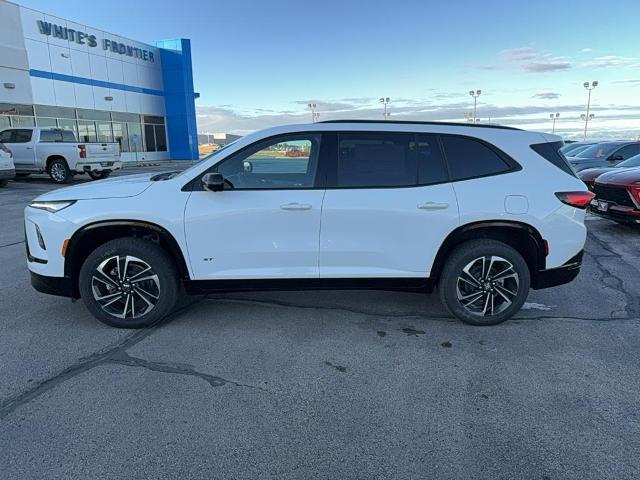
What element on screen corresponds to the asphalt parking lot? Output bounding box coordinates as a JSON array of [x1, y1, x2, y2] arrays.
[[1, 168, 639, 480]]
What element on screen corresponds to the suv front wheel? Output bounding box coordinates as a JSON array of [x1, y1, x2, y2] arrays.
[[79, 238, 179, 328], [438, 239, 530, 326]]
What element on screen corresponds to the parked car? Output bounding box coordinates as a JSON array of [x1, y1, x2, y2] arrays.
[[0, 127, 122, 184], [568, 141, 640, 172], [0, 142, 15, 187], [25, 121, 592, 328], [578, 153, 640, 190], [560, 141, 596, 157], [590, 167, 640, 225]]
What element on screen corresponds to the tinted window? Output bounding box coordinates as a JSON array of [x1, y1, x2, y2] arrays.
[[217, 134, 320, 189], [336, 133, 416, 187], [0, 130, 12, 143], [576, 143, 623, 159], [530, 141, 577, 177], [416, 134, 448, 185], [12, 129, 33, 143], [613, 144, 640, 160], [441, 135, 510, 181], [61, 130, 76, 142], [39, 130, 63, 142], [618, 154, 640, 168]]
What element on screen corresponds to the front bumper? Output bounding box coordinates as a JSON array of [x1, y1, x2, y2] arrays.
[[30, 271, 76, 298], [532, 250, 583, 290], [0, 168, 15, 180]]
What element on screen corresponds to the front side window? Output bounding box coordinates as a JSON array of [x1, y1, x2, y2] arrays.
[[336, 133, 416, 188], [613, 144, 640, 160], [441, 135, 510, 181], [217, 134, 320, 189], [12, 129, 33, 143], [0, 130, 12, 143]]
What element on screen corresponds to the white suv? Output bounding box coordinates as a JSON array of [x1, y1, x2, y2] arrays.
[[25, 121, 593, 328]]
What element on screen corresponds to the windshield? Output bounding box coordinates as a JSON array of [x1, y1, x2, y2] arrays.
[[565, 144, 591, 157], [172, 141, 239, 179], [617, 154, 640, 168], [576, 143, 624, 159]]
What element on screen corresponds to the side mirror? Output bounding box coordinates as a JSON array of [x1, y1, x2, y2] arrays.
[[202, 172, 225, 192], [243, 160, 253, 173], [609, 154, 624, 161]]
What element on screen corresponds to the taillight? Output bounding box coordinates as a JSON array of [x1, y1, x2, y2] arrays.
[[555, 191, 595, 209], [629, 185, 640, 206], [78, 144, 86, 158]]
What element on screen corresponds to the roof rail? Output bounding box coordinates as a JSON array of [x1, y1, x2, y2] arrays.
[[319, 119, 521, 131]]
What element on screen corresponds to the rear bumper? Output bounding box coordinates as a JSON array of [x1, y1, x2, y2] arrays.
[[30, 271, 76, 298], [532, 250, 583, 290], [589, 206, 640, 224], [75, 161, 122, 172], [0, 168, 15, 180]]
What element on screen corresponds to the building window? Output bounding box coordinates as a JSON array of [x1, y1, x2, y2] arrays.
[[154, 125, 167, 152], [112, 122, 130, 152], [57, 118, 78, 139], [128, 122, 143, 152], [144, 124, 157, 152], [97, 122, 114, 143], [36, 117, 58, 128], [77, 120, 97, 143]]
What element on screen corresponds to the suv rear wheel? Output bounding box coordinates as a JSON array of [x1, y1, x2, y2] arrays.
[[438, 239, 530, 326], [79, 238, 179, 328]]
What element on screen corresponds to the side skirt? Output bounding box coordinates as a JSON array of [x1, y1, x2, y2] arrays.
[[184, 277, 435, 295]]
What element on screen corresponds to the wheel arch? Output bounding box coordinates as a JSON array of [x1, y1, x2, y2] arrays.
[[46, 155, 68, 171], [430, 220, 546, 283], [64, 220, 191, 297]]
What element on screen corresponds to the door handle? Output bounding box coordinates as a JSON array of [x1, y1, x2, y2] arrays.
[[26, 147, 33, 150], [280, 202, 312, 211], [417, 202, 449, 210]]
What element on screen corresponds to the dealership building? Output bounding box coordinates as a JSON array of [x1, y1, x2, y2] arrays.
[[0, 0, 199, 161]]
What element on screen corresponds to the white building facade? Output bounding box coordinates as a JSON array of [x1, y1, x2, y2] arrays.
[[0, 0, 198, 161]]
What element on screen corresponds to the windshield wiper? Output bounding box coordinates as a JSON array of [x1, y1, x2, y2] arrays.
[[151, 171, 181, 181]]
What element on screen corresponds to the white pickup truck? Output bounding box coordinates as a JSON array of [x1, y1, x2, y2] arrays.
[[0, 127, 121, 184]]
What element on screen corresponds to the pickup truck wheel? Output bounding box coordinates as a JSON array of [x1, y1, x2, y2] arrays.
[[48, 158, 72, 184], [88, 170, 111, 180], [79, 238, 179, 328], [438, 240, 530, 326]]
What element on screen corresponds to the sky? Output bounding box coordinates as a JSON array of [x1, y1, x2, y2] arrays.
[[17, 0, 640, 139]]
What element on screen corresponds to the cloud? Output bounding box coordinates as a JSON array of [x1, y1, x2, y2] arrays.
[[532, 92, 561, 100], [611, 79, 640, 85], [523, 61, 571, 72], [582, 55, 638, 68], [500, 47, 537, 61], [488, 47, 571, 73], [581, 48, 594, 52]]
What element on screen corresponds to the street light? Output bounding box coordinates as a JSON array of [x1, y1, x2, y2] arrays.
[[549, 112, 560, 134], [469, 89, 481, 122], [379, 97, 390, 120], [582, 81, 598, 140], [307, 103, 319, 123]]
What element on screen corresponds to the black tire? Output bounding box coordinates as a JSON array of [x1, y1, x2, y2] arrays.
[[0, 179, 8, 187], [48, 158, 72, 184], [88, 170, 111, 180], [438, 239, 530, 326], [79, 238, 179, 328]]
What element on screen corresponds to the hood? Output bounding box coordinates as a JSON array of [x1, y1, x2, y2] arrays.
[[577, 167, 616, 182], [595, 167, 640, 186], [34, 173, 156, 201]]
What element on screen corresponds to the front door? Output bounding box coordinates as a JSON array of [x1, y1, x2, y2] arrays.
[[319, 132, 459, 278], [184, 133, 325, 280]]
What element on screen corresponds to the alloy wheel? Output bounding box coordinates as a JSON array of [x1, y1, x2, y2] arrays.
[[50, 163, 66, 182], [456, 255, 519, 317], [91, 255, 160, 319]]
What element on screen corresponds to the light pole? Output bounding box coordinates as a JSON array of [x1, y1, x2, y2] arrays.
[[307, 103, 319, 123], [582, 81, 598, 139], [581, 113, 595, 133], [379, 97, 390, 120], [463, 111, 474, 122], [550, 113, 560, 134], [469, 89, 481, 122]]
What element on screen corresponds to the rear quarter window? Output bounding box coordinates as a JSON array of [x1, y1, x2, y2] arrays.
[[530, 141, 577, 177], [440, 135, 512, 181]]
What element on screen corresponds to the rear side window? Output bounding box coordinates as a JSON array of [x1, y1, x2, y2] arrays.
[[61, 130, 76, 142], [416, 134, 448, 185], [336, 133, 416, 187], [441, 135, 511, 181], [530, 141, 576, 177], [39, 130, 64, 142]]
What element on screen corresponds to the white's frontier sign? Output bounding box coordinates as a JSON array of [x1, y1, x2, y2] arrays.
[[37, 21, 155, 62]]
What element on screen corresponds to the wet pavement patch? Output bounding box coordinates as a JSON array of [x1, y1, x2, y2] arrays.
[[324, 361, 346, 373], [376, 331, 386, 337], [402, 326, 425, 337]]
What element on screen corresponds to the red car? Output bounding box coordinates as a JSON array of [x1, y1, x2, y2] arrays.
[[578, 153, 640, 190], [590, 167, 640, 224]]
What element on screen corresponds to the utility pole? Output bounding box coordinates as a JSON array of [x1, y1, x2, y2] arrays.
[[582, 81, 598, 140]]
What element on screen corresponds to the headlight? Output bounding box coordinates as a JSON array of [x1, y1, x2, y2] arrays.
[[28, 200, 76, 213]]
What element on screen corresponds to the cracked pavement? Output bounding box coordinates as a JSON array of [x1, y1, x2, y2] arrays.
[[1, 171, 640, 479]]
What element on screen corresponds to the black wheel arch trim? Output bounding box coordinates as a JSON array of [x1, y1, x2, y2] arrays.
[[430, 220, 547, 281], [63, 220, 191, 295]]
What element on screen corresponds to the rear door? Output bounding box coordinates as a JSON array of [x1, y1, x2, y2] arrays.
[[0, 129, 35, 169], [319, 132, 459, 278]]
